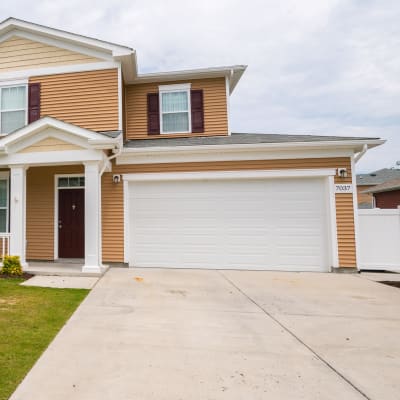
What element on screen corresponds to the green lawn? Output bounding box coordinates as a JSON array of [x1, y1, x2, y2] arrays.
[[0, 278, 89, 400]]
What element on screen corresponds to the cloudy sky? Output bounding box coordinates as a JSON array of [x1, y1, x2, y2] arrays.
[[1, 0, 399, 172]]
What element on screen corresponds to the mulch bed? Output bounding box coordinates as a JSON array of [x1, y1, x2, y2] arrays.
[[0, 273, 34, 280]]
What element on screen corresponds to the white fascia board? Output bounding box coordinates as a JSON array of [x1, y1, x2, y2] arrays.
[[123, 168, 336, 182], [0, 18, 133, 56], [116, 139, 385, 165], [129, 65, 247, 93], [0, 149, 104, 166], [0, 61, 121, 83]]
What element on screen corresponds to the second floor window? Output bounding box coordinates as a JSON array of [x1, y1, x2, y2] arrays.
[[0, 85, 27, 134], [160, 84, 191, 133]]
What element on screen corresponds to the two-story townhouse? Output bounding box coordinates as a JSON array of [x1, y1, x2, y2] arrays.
[[0, 18, 384, 274]]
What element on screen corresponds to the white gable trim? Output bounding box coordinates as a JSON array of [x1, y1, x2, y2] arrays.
[[9, 129, 89, 154], [0, 117, 120, 155], [0, 18, 133, 56], [0, 18, 137, 82]]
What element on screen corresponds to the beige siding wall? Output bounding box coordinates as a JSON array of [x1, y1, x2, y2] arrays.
[[26, 165, 84, 260], [29, 69, 119, 131], [124, 77, 228, 139], [19, 137, 81, 153], [102, 172, 124, 262], [102, 157, 356, 267], [357, 185, 374, 207], [0, 36, 100, 72]]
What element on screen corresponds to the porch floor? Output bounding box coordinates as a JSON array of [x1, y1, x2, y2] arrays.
[[25, 260, 108, 277]]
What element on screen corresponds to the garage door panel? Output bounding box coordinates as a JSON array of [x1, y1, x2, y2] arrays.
[[128, 177, 330, 271]]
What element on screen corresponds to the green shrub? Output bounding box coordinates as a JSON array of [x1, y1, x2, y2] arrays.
[[1, 255, 23, 276]]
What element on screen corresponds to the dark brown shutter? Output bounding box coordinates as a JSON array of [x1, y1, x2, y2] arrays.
[[147, 93, 160, 135], [191, 90, 204, 133], [28, 83, 41, 123]]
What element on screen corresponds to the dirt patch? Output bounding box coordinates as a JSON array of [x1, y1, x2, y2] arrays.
[[0, 297, 20, 306], [0, 273, 34, 281], [380, 281, 400, 289]]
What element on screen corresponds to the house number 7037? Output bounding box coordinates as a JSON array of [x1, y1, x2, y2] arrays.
[[335, 184, 353, 194]]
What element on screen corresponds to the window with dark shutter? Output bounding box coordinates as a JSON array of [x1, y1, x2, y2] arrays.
[[28, 82, 41, 123], [191, 90, 204, 133], [147, 93, 160, 135]]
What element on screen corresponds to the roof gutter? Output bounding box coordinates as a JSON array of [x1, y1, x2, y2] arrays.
[[120, 139, 385, 155]]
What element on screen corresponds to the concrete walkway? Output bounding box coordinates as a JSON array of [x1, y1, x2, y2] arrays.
[[21, 275, 98, 289], [11, 268, 400, 400]]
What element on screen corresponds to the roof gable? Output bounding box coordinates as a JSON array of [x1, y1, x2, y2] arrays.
[[0, 116, 120, 155], [0, 18, 137, 81], [17, 136, 83, 154], [0, 35, 102, 73]]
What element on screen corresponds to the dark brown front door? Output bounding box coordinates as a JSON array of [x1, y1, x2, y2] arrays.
[[58, 189, 84, 258]]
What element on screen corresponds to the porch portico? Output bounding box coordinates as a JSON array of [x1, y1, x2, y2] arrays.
[[0, 117, 121, 273]]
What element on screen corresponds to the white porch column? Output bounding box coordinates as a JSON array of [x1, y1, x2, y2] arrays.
[[82, 161, 103, 273], [9, 165, 28, 267]]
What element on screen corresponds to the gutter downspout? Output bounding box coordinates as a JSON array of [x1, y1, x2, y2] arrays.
[[99, 136, 123, 176], [354, 144, 368, 163]]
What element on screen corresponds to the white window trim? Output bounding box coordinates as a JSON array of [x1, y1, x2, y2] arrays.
[[0, 171, 10, 233], [159, 83, 191, 134], [0, 80, 29, 136]]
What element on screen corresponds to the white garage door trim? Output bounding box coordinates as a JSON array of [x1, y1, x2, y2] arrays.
[[123, 168, 338, 271]]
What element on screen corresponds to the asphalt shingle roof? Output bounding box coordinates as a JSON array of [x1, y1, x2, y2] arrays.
[[363, 178, 400, 194], [357, 168, 400, 186], [125, 132, 378, 148]]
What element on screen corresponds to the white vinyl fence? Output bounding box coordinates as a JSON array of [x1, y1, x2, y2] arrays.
[[358, 208, 400, 272]]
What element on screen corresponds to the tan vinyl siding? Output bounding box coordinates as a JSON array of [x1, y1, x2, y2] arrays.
[[125, 77, 228, 139], [102, 157, 356, 267], [29, 69, 119, 131], [19, 137, 82, 153], [0, 36, 100, 72], [26, 165, 84, 260], [102, 172, 124, 262], [357, 185, 374, 207]]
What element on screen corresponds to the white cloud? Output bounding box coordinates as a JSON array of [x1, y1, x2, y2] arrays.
[[0, 0, 399, 172]]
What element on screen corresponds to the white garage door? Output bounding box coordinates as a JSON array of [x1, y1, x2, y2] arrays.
[[127, 176, 331, 271]]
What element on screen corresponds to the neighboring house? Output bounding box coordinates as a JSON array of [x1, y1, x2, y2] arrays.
[[0, 18, 384, 273], [356, 168, 400, 208], [362, 178, 400, 209]]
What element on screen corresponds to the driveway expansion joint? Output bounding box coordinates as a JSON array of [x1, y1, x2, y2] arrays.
[[218, 270, 372, 400]]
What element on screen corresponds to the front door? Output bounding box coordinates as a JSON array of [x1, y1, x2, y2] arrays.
[[58, 189, 84, 258]]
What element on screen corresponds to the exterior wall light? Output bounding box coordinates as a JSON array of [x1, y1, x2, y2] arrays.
[[113, 174, 121, 184], [337, 168, 348, 179]]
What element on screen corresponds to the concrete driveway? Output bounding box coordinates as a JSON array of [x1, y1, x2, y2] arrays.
[[11, 268, 400, 400]]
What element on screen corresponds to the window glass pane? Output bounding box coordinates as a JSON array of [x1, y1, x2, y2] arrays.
[[79, 177, 85, 186], [161, 91, 188, 112], [1, 110, 26, 134], [0, 180, 7, 207], [162, 112, 189, 133], [58, 177, 68, 187], [69, 177, 80, 187], [1, 86, 26, 110], [0, 209, 7, 232]]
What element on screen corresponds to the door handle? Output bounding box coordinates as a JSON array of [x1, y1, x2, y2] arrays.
[[59, 224, 62, 229]]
